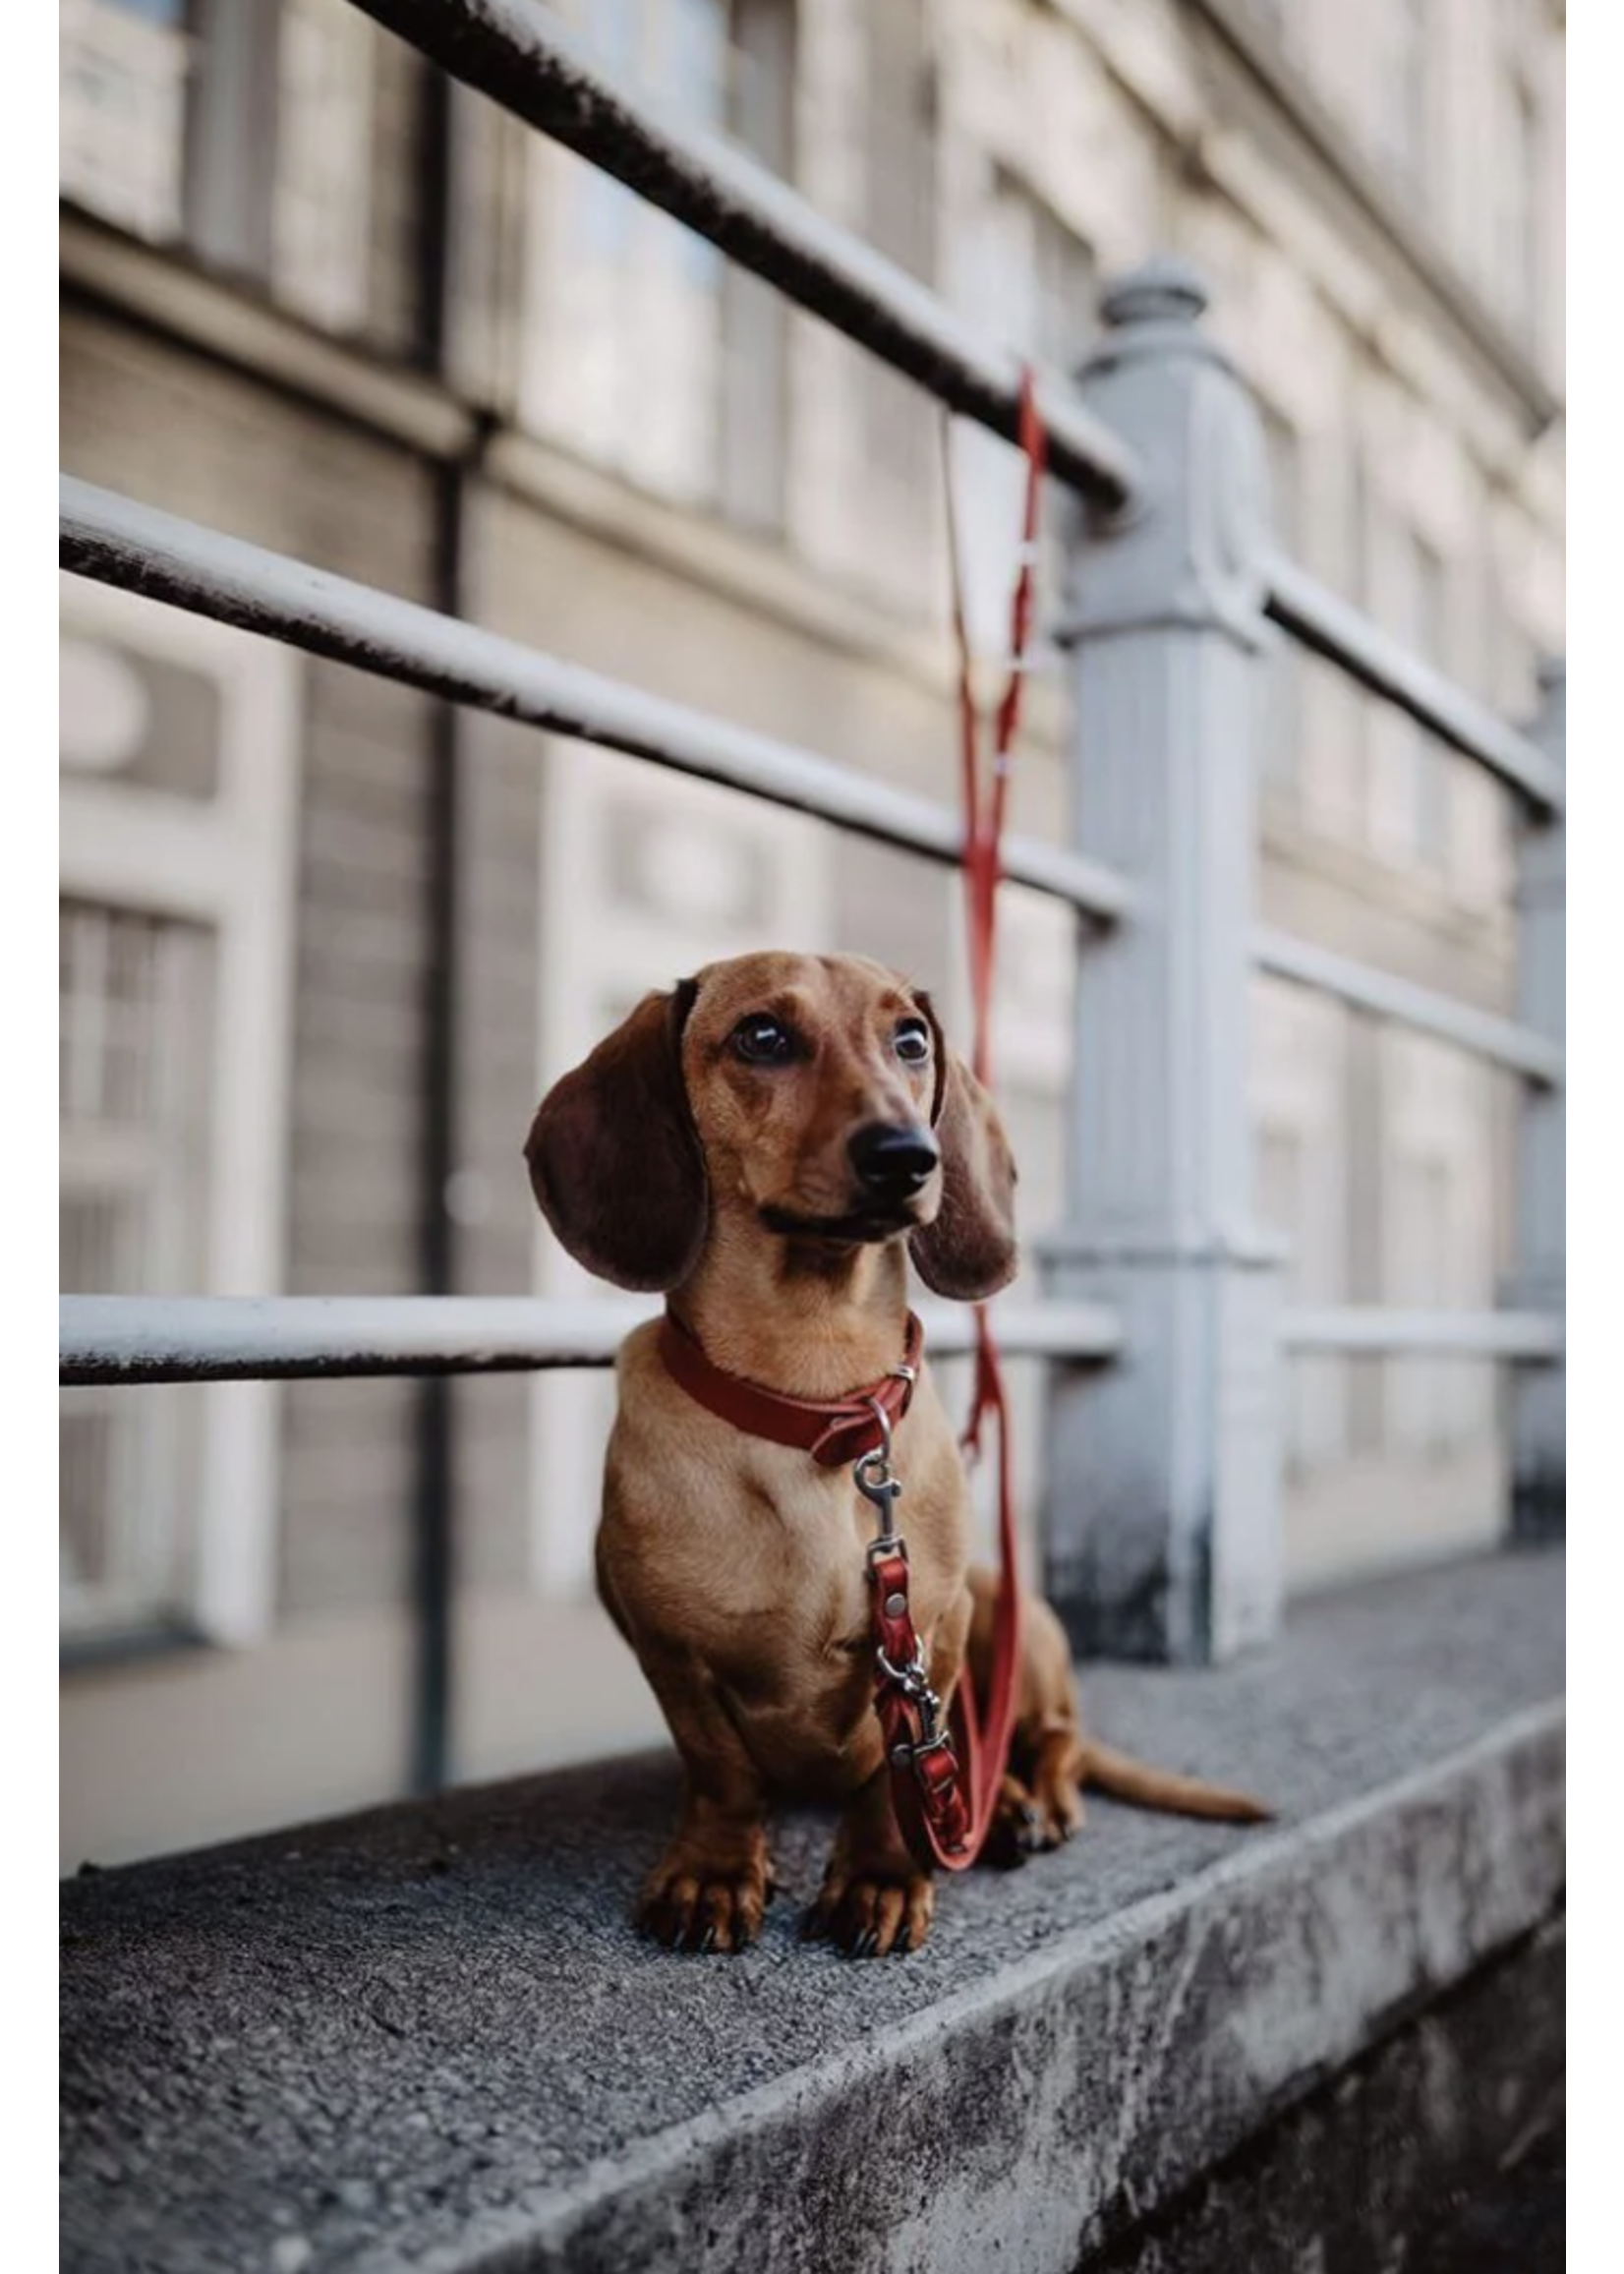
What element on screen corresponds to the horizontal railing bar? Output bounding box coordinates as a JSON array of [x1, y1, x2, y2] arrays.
[[1263, 553, 1562, 815], [345, 0, 1142, 512], [61, 480, 1133, 925], [64, 1294, 1558, 1377], [60, 1297, 651, 1382], [1280, 1308, 1562, 1358], [1252, 925, 1564, 1086], [60, 1296, 1126, 1386]]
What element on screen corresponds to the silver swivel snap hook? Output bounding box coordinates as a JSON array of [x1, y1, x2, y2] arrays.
[[853, 1396, 903, 1552]]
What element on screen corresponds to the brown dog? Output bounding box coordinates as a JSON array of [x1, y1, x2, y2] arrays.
[[527, 951, 1266, 1958]]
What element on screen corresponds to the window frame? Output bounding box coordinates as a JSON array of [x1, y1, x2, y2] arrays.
[[59, 576, 303, 1654], [60, 0, 380, 342]]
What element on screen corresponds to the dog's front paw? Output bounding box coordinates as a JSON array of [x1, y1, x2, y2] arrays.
[[636, 1853, 770, 1953], [804, 1864, 934, 1958]]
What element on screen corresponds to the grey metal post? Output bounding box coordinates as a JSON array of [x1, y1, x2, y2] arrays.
[[1506, 661, 1565, 1540], [1043, 260, 1284, 1664]]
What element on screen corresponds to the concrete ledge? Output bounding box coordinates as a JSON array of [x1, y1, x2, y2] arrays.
[[1083, 1914, 1564, 2272], [61, 1548, 1564, 2274]]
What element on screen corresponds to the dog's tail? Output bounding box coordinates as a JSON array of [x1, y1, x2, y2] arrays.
[[1078, 1739, 1272, 1824]]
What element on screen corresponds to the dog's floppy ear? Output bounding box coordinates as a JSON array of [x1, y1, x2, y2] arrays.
[[525, 980, 706, 1291], [907, 994, 1019, 1302]]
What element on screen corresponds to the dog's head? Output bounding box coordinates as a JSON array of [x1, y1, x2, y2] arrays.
[[524, 951, 1017, 1301]]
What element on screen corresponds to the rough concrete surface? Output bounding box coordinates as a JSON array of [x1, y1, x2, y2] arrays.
[[1085, 1915, 1564, 2273], [60, 1547, 1564, 2274], [1412, 2103, 1564, 2274]]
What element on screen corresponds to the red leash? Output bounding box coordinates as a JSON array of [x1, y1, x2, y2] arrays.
[[869, 371, 1049, 1871], [654, 379, 1050, 1878]]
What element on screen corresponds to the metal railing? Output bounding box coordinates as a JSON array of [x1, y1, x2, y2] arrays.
[[57, 482, 1131, 926], [1261, 551, 1561, 814], [60, 0, 1564, 1682], [59, 1296, 1125, 1385]]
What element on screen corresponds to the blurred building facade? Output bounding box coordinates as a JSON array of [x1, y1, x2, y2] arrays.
[[60, 0, 1565, 1868]]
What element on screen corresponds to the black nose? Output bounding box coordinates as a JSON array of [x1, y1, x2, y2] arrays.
[[848, 1122, 940, 1197]]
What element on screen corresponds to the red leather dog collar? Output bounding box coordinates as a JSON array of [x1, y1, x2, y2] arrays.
[[658, 1310, 923, 1469]]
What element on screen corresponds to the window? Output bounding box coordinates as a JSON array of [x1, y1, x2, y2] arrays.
[[1388, 1156, 1455, 1460], [61, 904, 214, 1640], [720, 0, 796, 527], [1380, 1032, 1498, 1461], [60, 0, 395, 343], [1382, 0, 1430, 198], [1251, 983, 1350, 1479], [859, 0, 938, 524], [1290, 437, 1367, 843], [1262, 409, 1304, 804], [1345, 450, 1373, 835], [60, 0, 191, 242], [519, 0, 795, 522], [1450, 497, 1516, 908], [59, 580, 300, 1654], [1498, 71, 1541, 335], [1363, 510, 1453, 873], [268, 0, 379, 332], [1412, 537, 1450, 869]]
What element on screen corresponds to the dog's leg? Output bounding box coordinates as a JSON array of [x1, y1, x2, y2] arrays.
[[1015, 1722, 1089, 1845], [807, 1589, 972, 1956], [805, 1767, 935, 1959], [632, 1647, 773, 1954], [983, 1755, 1083, 1868], [971, 1575, 1269, 1840], [967, 1576, 1084, 1860]]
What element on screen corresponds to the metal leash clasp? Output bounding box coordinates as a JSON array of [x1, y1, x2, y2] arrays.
[[853, 1395, 904, 1554], [854, 1394, 948, 1766]]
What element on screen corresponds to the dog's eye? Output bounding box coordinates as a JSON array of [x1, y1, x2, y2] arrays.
[[895, 1020, 932, 1066], [731, 1015, 794, 1065]]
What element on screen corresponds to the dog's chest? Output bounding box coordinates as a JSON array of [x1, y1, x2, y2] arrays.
[[685, 1481, 870, 1662], [696, 1465, 959, 1698]]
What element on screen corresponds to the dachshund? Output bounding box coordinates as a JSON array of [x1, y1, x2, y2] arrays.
[[526, 951, 1267, 1957]]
